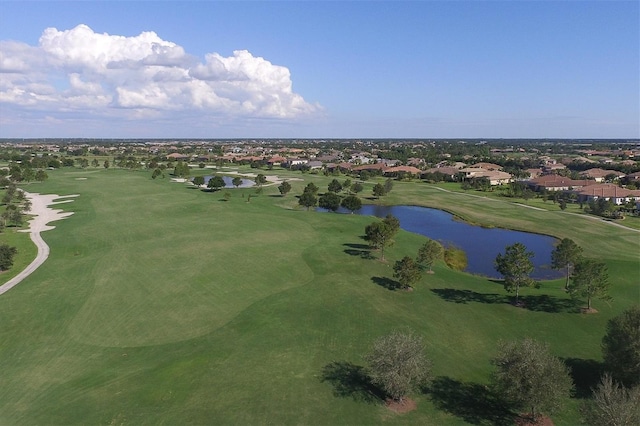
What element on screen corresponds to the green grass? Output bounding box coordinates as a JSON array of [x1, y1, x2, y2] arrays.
[[0, 168, 638, 425]]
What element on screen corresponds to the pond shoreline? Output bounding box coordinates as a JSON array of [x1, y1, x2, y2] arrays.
[[319, 202, 562, 281]]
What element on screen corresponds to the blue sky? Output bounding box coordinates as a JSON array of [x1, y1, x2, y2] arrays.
[[0, 0, 638, 139]]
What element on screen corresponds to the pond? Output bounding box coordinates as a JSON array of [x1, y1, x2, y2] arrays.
[[200, 175, 255, 188], [323, 204, 561, 280]]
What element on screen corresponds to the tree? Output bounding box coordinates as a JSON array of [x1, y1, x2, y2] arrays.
[[559, 199, 567, 211], [103, 160, 110, 169], [192, 176, 205, 187], [602, 305, 640, 387], [3, 206, 23, 227], [495, 242, 536, 304], [340, 195, 362, 213], [364, 330, 432, 402], [303, 182, 319, 195], [417, 239, 444, 273], [581, 373, 640, 426], [278, 181, 292, 196], [298, 191, 317, 210], [0, 244, 17, 271], [151, 168, 162, 179], [551, 238, 583, 290], [207, 175, 225, 191], [34, 170, 48, 182], [393, 256, 422, 289], [21, 167, 34, 182], [342, 178, 352, 192], [372, 183, 386, 199], [328, 179, 342, 193], [173, 161, 190, 178], [254, 173, 267, 186], [382, 214, 400, 235], [21, 199, 31, 214], [351, 182, 364, 194], [491, 338, 573, 421], [364, 215, 399, 261], [318, 192, 341, 212], [232, 176, 243, 188], [384, 178, 394, 194], [569, 260, 610, 311]]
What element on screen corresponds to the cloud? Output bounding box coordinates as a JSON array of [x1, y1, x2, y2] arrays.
[[0, 24, 320, 131]]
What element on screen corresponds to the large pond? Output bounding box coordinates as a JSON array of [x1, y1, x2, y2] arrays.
[[199, 175, 255, 188], [324, 204, 561, 280]]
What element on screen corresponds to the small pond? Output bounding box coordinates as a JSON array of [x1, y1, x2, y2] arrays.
[[322, 204, 561, 280], [200, 175, 255, 188]]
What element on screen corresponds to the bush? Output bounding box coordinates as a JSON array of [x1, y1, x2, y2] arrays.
[[444, 245, 467, 271]]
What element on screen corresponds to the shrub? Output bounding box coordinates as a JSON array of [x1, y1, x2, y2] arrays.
[[444, 245, 467, 271]]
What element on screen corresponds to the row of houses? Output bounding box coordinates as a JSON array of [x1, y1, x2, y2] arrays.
[[165, 151, 640, 207], [526, 174, 640, 205]]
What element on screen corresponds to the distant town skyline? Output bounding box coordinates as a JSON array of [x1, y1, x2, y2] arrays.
[[0, 1, 638, 139]]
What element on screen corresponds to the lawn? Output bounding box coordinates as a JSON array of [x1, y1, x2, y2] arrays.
[[0, 167, 637, 425]]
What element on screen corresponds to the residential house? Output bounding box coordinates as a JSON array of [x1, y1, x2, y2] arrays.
[[383, 166, 422, 177], [580, 168, 625, 182], [471, 162, 502, 171], [527, 175, 595, 192], [459, 167, 512, 185], [577, 184, 640, 205]]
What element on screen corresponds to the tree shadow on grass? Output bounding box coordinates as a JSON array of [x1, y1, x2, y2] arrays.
[[431, 288, 507, 304], [320, 361, 385, 404], [343, 243, 374, 259], [428, 376, 515, 425], [430, 289, 583, 313], [371, 276, 400, 291], [563, 358, 604, 398], [519, 295, 582, 313]]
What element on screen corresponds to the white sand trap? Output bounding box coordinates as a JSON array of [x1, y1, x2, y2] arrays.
[[0, 192, 78, 295], [75, 178, 88, 180]]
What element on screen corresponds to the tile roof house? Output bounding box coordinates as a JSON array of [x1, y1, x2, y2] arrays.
[[166, 153, 190, 161], [579, 168, 626, 182], [267, 156, 287, 166], [577, 184, 640, 205], [471, 162, 502, 171], [383, 166, 422, 176], [527, 175, 595, 192], [351, 163, 390, 173], [459, 168, 512, 185], [422, 166, 462, 180]]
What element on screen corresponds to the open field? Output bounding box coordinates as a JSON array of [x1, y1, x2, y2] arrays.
[[0, 167, 638, 425]]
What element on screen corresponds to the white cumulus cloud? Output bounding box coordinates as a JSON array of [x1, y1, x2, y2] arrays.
[[0, 24, 321, 131]]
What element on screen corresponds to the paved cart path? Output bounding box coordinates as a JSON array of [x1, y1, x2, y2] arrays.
[[0, 193, 78, 295]]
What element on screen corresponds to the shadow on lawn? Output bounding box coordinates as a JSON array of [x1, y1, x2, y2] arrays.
[[430, 288, 582, 313], [320, 361, 384, 404], [343, 243, 374, 260], [563, 357, 604, 398], [428, 376, 515, 425], [371, 276, 401, 291]]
